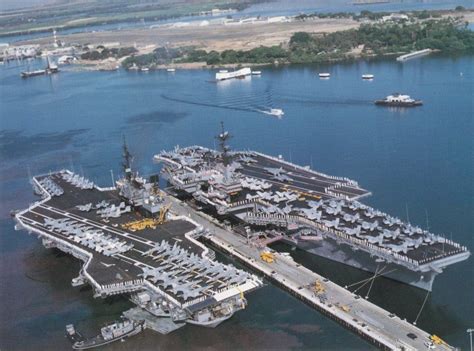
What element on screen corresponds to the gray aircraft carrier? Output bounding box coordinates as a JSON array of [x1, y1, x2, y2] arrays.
[[13, 142, 262, 342], [154, 124, 470, 291], [12, 131, 467, 350]]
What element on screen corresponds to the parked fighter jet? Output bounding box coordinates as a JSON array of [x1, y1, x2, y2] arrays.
[[281, 204, 294, 214], [323, 218, 340, 229], [326, 203, 342, 215], [367, 234, 384, 245], [385, 242, 409, 254], [261, 205, 282, 215], [361, 220, 379, 232], [142, 243, 164, 256], [226, 274, 246, 286], [345, 225, 362, 236], [39, 177, 65, 196], [264, 167, 285, 176], [272, 173, 293, 182], [383, 216, 401, 226], [348, 201, 366, 211], [44, 217, 71, 229], [245, 193, 260, 201], [343, 212, 360, 223], [238, 155, 257, 164], [271, 193, 287, 203], [176, 282, 202, 300], [300, 207, 322, 221], [307, 200, 323, 209], [256, 191, 273, 201], [95, 200, 110, 209], [274, 191, 298, 202], [161, 276, 181, 290], [76, 203, 92, 212], [328, 200, 341, 208]]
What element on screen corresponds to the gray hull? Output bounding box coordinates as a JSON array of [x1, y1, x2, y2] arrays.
[[291, 237, 437, 291]]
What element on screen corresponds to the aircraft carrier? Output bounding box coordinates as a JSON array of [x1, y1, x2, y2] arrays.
[[154, 124, 470, 291], [13, 141, 262, 340]]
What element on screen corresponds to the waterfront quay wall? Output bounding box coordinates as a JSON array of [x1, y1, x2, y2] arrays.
[[201, 234, 396, 350]]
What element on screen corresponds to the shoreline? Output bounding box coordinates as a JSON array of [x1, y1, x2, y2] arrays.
[[6, 9, 473, 72], [67, 50, 461, 73]]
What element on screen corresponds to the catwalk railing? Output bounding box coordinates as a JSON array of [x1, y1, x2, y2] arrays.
[[244, 212, 468, 268]]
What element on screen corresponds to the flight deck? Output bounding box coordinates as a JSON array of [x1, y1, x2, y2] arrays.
[[155, 131, 469, 292]]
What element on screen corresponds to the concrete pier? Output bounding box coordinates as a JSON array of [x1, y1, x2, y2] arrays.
[[167, 196, 454, 351]]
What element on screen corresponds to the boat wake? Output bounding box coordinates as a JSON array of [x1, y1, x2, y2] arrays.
[[280, 93, 372, 107], [161, 94, 283, 118], [258, 108, 285, 118]]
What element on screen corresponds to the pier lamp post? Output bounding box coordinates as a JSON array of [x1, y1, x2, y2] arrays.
[[467, 328, 473, 351]]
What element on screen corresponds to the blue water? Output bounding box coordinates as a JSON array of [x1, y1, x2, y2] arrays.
[[243, 0, 474, 17], [2, 14, 218, 44], [0, 54, 472, 350], [3, 0, 473, 43]]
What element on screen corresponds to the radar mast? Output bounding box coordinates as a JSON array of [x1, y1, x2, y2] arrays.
[[216, 121, 232, 166], [122, 136, 133, 181]]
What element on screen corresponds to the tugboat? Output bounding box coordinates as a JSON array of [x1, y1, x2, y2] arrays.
[[65, 324, 85, 345], [375, 93, 422, 107], [70, 318, 144, 350]]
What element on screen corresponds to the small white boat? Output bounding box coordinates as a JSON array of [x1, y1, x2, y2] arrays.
[[219, 69, 228, 73], [319, 72, 330, 78], [167, 68, 176, 72], [262, 108, 284, 117], [252, 70, 262, 75], [362, 74, 374, 79], [141, 67, 149, 72]]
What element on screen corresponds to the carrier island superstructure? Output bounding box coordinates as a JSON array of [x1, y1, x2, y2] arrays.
[[13, 141, 262, 337], [155, 125, 470, 292]]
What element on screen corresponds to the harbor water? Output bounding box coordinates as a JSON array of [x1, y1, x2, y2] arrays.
[[0, 54, 472, 350]]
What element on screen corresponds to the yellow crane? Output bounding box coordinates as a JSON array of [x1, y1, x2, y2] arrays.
[[335, 302, 351, 312], [156, 204, 171, 225], [121, 204, 171, 231], [260, 251, 275, 263], [313, 280, 326, 295], [340, 305, 350, 312], [430, 335, 448, 346]]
